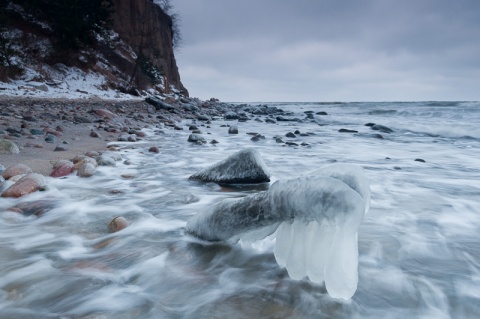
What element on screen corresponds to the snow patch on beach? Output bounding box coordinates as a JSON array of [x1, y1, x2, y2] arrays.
[[0, 66, 141, 100]]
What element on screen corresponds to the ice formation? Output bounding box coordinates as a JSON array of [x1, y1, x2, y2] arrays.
[[189, 148, 270, 184], [186, 163, 371, 300]]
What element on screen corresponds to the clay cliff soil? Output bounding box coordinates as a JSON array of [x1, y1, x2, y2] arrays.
[[111, 0, 188, 95]]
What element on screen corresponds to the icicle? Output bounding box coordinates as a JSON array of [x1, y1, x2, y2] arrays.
[[186, 163, 371, 300], [274, 221, 293, 267], [286, 220, 308, 280], [305, 221, 335, 284]]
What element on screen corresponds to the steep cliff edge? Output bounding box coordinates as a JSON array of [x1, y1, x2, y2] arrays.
[[0, 0, 188, 97], [111, 0, 187, 95]]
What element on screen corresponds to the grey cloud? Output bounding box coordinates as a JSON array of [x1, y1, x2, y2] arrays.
[[174, 0, 480, 101]]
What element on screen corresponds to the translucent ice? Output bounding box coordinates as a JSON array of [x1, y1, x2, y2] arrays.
[[186, 163, 370, 300]]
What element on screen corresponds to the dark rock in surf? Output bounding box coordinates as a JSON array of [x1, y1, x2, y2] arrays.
[[414, 158, 426, 163], [197, 114, 210, 121], [149, 146, 160, 153], [371, 124, 393, 133], [189, 148, 270, 184], [188, 134, 206, 144], [356, 133, 384, 139], [228, 125, 239, 134], [339, 129, 358, 133], [316, 111, 328, 115], [251, 134, 265, 142], [224, 111, 239, 120], [364, 123, 376, 127], [286, 132, 296, 138], [265, 118, 276, 124]]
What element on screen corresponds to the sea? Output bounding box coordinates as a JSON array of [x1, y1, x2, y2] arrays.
[[1, 101, 479, 318]]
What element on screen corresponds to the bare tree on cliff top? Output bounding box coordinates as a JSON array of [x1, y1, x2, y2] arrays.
[[152, 0, 183, 51]]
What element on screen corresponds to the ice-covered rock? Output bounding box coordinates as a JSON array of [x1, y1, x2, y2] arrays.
[[189, 148, 270, 184], [186, 163, 370, 300]]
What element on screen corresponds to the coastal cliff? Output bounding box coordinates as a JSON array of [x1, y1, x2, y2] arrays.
[[0, 0, 187, 97], [111, 0, 187, 95]]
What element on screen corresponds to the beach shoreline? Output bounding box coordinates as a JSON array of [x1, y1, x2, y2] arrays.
[[0, 95, 219, 177]]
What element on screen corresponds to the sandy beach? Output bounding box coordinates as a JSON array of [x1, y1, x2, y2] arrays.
[[0, 96, 167, 176]]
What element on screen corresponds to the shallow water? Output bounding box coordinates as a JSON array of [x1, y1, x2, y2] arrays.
[[1, 101, 479, 318]]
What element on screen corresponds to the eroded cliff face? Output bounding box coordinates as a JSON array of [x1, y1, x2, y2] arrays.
[[111, 0, 188, 95]]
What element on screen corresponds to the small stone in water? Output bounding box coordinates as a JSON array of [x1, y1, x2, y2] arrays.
[[149, 146, 160, 153], [108, 216, 129, 232]]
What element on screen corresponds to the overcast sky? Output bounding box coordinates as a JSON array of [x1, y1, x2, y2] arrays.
[[173, 0, 480, 102]]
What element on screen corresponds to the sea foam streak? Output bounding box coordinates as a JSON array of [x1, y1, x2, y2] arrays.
[[187, 163, 370, 299]]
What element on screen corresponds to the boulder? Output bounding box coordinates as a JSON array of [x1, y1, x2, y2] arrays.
[[224, 111, 239, 120], [197, 114, 211, 121], [96, 154, 116, 166], [108, 216, 129, 232], [0, 140, 20, 154], [189, 148, 270, 184], [228, 125, 239, 134], [73, 157, 98, 171], [50, 160, 74, 177], [3, 164, 32, 180], [1, 173, 46, 198], [145, 97, 175, 111], [187, 134, 206, 144], [77, 162, 97, 177], [8, 200, 56, 216]]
